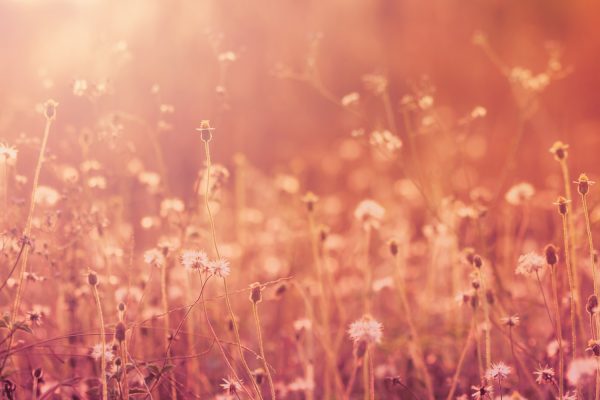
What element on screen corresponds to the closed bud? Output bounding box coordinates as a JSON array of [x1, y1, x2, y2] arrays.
[[32, 368, 43, 379], [544, 244, 558, 266], [472, 254, 483, 269], [249, 282, 262, 304], [87, 271, 98, 286], [115, 321, 126, 342], [388, 239, 399, 256]]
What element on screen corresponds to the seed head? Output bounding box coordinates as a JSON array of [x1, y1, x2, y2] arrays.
[[472, 254, 483, 269], [43, 99, 58, 121], [301, 192, 319, 213], [249, 282, 262, 304], [575, 173, 595, 196], [388, 239, 399, 256], [587, 340, 600, 357], [544, 244, 558, 266], [32, 368, 43, 380], [87, 271, 98, 286], [554, 196, 570, 215], [549, 141, 569, 161], [195, 120, 215, 142], [115, 321, 126, 342], [587, 295, 599, 315]]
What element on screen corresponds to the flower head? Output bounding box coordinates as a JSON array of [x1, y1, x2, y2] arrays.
[[505, 182, 535, 205], [485, 361, 511, 380], [347, 315, 383, 345], [471, 384, 493, 399], [549, 141, 569, 161], [516, 252, 545, 276], [220, 377, 242, 395], [209, 258, 231, 278], [144, 249, 165, 268], [181, 250, 209, 272], [354, 199, 385, 230], [533, 365, 555, 385]]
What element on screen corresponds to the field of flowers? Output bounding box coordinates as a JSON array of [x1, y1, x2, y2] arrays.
[[2, 0, 600, 399]]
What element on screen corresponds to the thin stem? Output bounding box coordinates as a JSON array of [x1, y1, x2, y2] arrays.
[[446, 316, 475, 400], [535, 270, 555, 331], [561, 213, 577, 360], [394, 253, 435, 400], [477, 267, 492, 369], [92, 284, 108, 400], [202, 138, 263, 400], [343, 357, 360, 400], [550, 267, 564, 400], [2, 115, 53, 374], [251, 300, 276, 400]]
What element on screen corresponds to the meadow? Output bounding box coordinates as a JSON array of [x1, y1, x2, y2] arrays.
[[2, 1, 600, 399]]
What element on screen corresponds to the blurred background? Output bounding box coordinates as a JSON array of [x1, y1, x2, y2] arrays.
[[1, 0, 600, 199]]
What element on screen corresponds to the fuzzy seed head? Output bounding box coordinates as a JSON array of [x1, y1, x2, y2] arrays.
[[87, 271, 98, 286]]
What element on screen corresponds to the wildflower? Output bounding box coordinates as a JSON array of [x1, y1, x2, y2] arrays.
[[369, 130, 402, 152], [354, 199, 385, 230], [73, 79, 88, 96], [341, 92, 360, 107], [418, 95, 434, 110], [362, 73, 388, 95], [144, 249, 166, 268], [471, 384, 493, 399], [566, 357, 597, 386], [533, 365, 555, 385], [218, 51, 237, 62], [544, 244, 559, 266], [181, 250, 209, 272], [574, 173, 595, 196], [302, 191, 319, 212], [470, 106, 487, 119], [347, 315, 383, 344], [43, 99, 58, 120], [91, 343, 114, 362], [587, 295, 599, 315], [293, 318, 312, 333], [0, 143, 18, 165], [34, 186, 60, 207], [500, 315, 520, 327], [505, 182, 535, 205], [195, 120, 215, 142], [160, 198, 185, 217], [485, 362, 512, 380], [587, 339, 600, 357], [208, 258, 231, 278], [549, 141, 569, 161], [554, 196, 570, 215], [220, 377, 242, 395], [516, 252, 545, 276], [26, 310, 43, 327]]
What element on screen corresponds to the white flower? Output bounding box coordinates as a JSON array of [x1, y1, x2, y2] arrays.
[[34, 186, 60, 207], [181, 250, 209, 272], [220, 377, 242, 394], [91, 343, 114, 362], [0, 143, 18, 165], [505, 182, 535, 205], [354, 200, 385, 230], [534, 365, 555, 385], [516, 252, 545, 276], [160, 198, 185, 217], [341, 92, 360, 107], [566, 357, 597, 386], [209, 259, 231, 278], [144, 249, 165, 268], [347, 315, 383, 344], [485, 361, 512, 380]]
